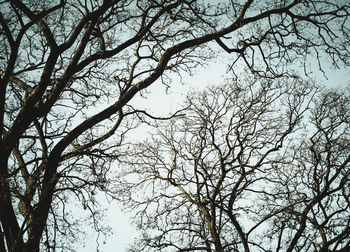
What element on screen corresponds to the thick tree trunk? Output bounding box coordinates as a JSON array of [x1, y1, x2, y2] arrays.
[[0, 146, 43, 252], [0, 150, 24, 252], [0, 226, 6, 251]]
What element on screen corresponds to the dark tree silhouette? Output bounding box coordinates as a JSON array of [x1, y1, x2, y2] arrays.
[[0, 0, 349, 251], [117, 77, 350, 252]]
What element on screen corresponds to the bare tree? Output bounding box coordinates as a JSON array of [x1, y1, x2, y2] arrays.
[[0, 0, 349, 251], [259, 88, 350, 252], [117, 77, 350, 252]]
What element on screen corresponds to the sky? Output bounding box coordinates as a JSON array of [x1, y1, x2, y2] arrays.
[[77, 56, 350, 252]]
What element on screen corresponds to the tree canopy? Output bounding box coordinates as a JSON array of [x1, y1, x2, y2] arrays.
[[0, 0, 349, 251], [117, 77, 350, 251]]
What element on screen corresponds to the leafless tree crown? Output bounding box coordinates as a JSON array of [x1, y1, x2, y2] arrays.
[[117, 78, 350, 252], [0, 0, 349, 251]]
